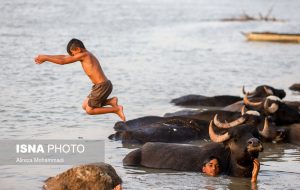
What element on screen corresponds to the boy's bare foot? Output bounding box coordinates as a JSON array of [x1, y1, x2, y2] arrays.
[[116, 105, 126, 121], [111, 97, 118, 107]]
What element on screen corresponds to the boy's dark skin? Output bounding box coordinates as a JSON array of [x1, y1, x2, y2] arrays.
[[34, 39, 126, 121]]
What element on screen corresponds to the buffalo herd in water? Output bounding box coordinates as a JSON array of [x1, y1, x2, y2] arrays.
[[116, 85, 300, 176], [44, 84, 300, 190]]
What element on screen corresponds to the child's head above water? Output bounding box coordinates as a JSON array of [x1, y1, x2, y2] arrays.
[[202, 156, 220, 177], [66, 38, 86, 56]]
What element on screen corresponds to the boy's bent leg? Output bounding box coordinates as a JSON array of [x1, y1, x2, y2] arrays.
[[85, 105, 126, 121], [85, 105, 117, 115]]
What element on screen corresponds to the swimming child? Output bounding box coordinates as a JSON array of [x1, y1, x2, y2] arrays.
[[202, 156, 260, 183], [202, 156, 220, 177]]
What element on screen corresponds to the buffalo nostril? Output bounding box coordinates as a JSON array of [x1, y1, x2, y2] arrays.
[[248, 138, 261, 146]]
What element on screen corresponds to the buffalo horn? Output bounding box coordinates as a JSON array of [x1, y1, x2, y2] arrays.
[[209, 120, 230, 143], [242, 86, 256, 96], [264, 99, 279, 113], [213, 114, 245, 128], [243, 93, 263, 107], [258, 118, 270, 138], [241, 105, 246, 115], [263, 86, 274, 95]]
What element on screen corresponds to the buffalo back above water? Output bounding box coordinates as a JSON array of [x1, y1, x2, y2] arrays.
[[123, 142, 229, 172], [171, 95, 242, 107], [110, 117, 210, 144]]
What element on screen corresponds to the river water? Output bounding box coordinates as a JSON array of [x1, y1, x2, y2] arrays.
[[0, 0, 300, 189]]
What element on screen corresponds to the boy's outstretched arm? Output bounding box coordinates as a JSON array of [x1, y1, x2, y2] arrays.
[[251, 158, 260, 183], [35, 53, 86, 65]]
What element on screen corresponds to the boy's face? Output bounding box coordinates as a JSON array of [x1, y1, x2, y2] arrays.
[[202, 159, 220, 176], [70, 47, 81, 56]]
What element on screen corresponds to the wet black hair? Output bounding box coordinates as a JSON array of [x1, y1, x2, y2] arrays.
[[66, 38, 85, 55], [202, 156, 220, 167]]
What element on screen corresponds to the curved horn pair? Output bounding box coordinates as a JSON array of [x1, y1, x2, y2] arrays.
[[213, 114, 245, 129], [209, 120, 230, 143]]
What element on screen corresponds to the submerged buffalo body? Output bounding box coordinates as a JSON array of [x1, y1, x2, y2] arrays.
[[124, 142, 229, 171], [170, 95, 242, 107], [123, 123, 263, 177], [110, 117, 210, 144], [114, 116, 166, 131]]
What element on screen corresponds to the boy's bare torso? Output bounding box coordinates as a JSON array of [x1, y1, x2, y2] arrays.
[[81, 51, 108, 84]]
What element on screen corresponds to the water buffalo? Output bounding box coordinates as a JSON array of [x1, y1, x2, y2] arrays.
[[109, 117, 210, 144], [223, 85, 287, 112], [244, 94, 300, 125], [123, 121, 263, 177], [242, 85, 286, 99], [170, 85, 286, 108], [213, 112, 284, 142], [110, 111, 280, 144]]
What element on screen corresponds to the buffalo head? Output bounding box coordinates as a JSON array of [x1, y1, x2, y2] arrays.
[[213, 111, 284, 142], [244, 94, 300, 125], [242, 85, 286, 99], [209, 120, 263, 177]]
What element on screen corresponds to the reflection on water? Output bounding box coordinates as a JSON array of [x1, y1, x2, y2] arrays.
[[0, 0, 300, 189]]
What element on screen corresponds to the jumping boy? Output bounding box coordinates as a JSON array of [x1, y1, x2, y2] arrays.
[[34, 38, 126, 121]]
